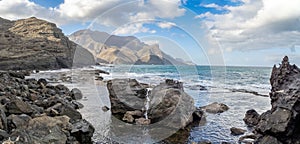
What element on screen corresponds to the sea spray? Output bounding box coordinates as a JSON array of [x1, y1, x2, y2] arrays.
[[144, 88, 152, 119]]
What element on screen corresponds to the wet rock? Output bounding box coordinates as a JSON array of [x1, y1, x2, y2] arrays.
[[149, 79, 195, 129], [230, 127, 246, 136], [251, 56, 300, 144], [95, 69, 110, 75], [135, 118, 151, 125], [239, 134, 257, 144], [71, 119, 95, 144], [120, 110, 142, 123], [192, 108, 206, 125], [187, 85, 207, 91], [95, 76, 104, 81], [72, 101, 84, 109], [231, 88, 268, 97], [7, 114, 32, 129], [71, 88, 83, 100], [102, 106, 110, 112], [256, 108, 291, 134], [8, 71, 26, 79], [257, 135, 283, 144], [46, 103, 82, 121], [0, 129, 9, 140], [0, 109, 7, 131], [5, 97, 33, 114], [122, 112, 135, 123], [200, 102, 229, 114], [11, 115, 72, 144], [243, 109, 260, 127], [37, 78, 47, 86], [107, 79, 147, 114]]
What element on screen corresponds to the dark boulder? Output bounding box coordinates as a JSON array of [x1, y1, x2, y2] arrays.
[[148, 79, 195, 129], [230, 127, 246, 136], [107, 79, 147, 114], [71, 119, 95, 144], [243, 109, 260, 127], [102, 106, 110, 112], [10, 115, 72, 143], [5, 96, 33, 114], [71, 88, 83, 100], [200, 102, 229, 114]]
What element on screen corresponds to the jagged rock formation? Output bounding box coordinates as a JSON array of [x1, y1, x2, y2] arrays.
[[0, 17, 94, 70], [245, 56, 300, 144], [69, 29, 190, 65]]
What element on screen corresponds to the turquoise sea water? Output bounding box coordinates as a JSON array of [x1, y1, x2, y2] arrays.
[[30, 65, 273, 143]]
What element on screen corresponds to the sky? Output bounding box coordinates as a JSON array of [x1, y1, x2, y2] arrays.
[[0, 0, 300, 66]]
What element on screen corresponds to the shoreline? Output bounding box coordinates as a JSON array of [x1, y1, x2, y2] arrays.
[[27, 67, 271, 143]]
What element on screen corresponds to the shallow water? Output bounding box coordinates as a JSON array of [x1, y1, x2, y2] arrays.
[[29, 65, 272, 144]]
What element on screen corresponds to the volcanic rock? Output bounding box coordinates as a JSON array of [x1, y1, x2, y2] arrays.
[[0, 17, 95, 70]]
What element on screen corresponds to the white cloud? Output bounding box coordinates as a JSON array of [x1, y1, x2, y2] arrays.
[[157, 22, 176, 29], [0, 0, 185, 34], [200, 3, 224, 11], [113, 23, 156, 35], [0, 0, 52, 20], [199, 0, 300, 51]]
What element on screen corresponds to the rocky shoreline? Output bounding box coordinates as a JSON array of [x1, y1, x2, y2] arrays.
[[0, 56, 299, 144], [0, 71, 94, 143], [241, 56, 300, 144]]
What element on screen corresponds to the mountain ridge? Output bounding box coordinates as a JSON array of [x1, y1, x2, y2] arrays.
[[69, 29, 190, 65]]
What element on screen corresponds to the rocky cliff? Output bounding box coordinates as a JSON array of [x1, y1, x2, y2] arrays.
[[243, 56, 300, 144], [69, 29, 189, 65], [0, 17, 94, 70]]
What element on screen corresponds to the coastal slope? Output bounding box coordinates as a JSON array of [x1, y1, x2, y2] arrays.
[[69, 29, 190, 65], [0, 17, 95, 70]]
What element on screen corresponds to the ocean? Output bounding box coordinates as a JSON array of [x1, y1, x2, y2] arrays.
[[29, 65, 273, 143]]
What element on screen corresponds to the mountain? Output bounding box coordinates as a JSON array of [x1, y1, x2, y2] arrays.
[[0, 17, 94, 70], [69, 29, 189, 65]]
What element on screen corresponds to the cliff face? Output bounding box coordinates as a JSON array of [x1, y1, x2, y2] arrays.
[[69, 29, 188, 65], [248, 56, 300, 144], [0, 17, 94, 70]]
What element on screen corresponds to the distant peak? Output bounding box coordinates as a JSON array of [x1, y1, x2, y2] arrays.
[[29, 16, 38, 19]]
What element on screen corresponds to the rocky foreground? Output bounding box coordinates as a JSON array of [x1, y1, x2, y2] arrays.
[[0, 71, 94, 143], [243, 56, 300, 144]]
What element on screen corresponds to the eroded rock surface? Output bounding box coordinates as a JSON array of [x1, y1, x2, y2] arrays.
[[107, 79, 205, 143], [0, 17, 94, 70], [245, 56, 300, 144]]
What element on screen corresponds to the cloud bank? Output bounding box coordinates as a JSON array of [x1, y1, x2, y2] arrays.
[[197, 0, 300, 51]]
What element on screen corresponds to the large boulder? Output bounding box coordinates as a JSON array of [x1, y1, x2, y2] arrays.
[[107, 78, 205, 143], [107, 79, 147, 114], [10, 115, 72, 143], [250, 56, 300, 144], [243, 109, 260, 127], [148, 79, 195, 129]]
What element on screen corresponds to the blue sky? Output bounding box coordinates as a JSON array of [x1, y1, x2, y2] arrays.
[[1, 0, 300, 66]]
